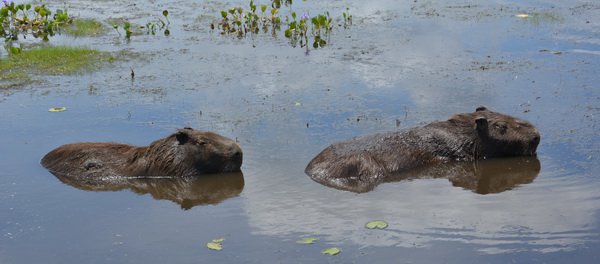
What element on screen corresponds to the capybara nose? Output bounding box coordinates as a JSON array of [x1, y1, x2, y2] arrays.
[[532, 135, 540, 146], [229, 144, 243, 159], [233, 150, 242, 159]]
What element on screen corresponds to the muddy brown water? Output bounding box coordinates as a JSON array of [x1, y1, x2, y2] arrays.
[[1, 0, 599, 263]]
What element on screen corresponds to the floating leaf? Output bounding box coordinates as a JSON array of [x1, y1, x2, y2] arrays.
[[322, 247, 341, 255], [296, 237, 318, 244], [295, 102, 302, 106], [515, 14, 530, 18], [48, 107, 67, 112], [365, 220, 388, 229], [212, 238, 225, 243], [206, 242, 222, 250]]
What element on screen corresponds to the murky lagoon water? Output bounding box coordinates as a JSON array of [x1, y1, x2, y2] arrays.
[[1, 0, 599, 263]]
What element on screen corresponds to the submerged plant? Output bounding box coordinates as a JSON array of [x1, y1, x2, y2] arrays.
[[0, 45, 113, 88], [65, 18, 105, 37]]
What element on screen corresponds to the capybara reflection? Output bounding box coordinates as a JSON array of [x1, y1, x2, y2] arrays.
[[41, 127, 242, 179], [305, 107, 540, 191], [51, 171, 245, 210], [309, 156, 540, 194]]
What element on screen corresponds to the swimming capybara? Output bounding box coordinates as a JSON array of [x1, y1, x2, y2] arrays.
[[305, 106, 540, 190], [41, 127, 243, 179]]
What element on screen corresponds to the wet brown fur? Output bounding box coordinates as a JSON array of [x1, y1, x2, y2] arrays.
[[305, 107, 540, 186], [41, 128, 243, 179]]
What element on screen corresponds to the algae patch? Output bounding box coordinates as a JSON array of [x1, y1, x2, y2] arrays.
[[0, 46, 113, 89]]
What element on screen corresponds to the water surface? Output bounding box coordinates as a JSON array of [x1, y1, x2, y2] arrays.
[[1, 0, 599, 263]]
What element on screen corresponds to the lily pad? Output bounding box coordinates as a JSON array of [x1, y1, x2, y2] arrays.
[[212, 238, 225, 243], [48, 107, 67, 112], [322, 247, 341, 256], [515, 14, 530, 18], [206, 242, 223, 251], [296, 237, 318, 244], [365, 220, 388, 229]]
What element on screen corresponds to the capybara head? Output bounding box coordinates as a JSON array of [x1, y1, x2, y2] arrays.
[[468, 106, 540, 158], [147, 127, 243, 175]]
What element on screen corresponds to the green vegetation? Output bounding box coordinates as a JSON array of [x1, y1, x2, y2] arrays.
[[296, 237, 318, 244], [65, 18, 105, 37], [365, 220, 388, 229], [214, 0, 352, 50], [321, 247, 341, 256], [1, 1, 72, 47], [0, 45, 110, 74], [112, 10, 170, 40], [0, 45, 113, 88]]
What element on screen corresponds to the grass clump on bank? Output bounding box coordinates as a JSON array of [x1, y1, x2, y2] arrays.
[[0, 45, 113, 88], [65, 19, 106, 37]]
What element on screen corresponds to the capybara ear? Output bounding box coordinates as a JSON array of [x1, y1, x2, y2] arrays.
[[175, 130, 190, 145], [475, 116, 488, 133], [476, 106, 487, 112]]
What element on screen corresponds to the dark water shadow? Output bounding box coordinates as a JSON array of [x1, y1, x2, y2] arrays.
[[50, 171, 245, 210], [310, 157, 540, 194]]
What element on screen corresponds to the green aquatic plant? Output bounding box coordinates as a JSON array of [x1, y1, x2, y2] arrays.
[[142, 9, 170, 36], [112, 10, 170, 40], [206, 237, 225, 250], [365, 220, 388, 229], [271, 0, 293, 9], [214, 0, 352, 51], [216, 1, 282, 39], [342, 7, 352, 28], [296, 237, 318, 244], [322, 247, 341, 256], [0, 1, 73, 43], [0, 45, 113, 88]]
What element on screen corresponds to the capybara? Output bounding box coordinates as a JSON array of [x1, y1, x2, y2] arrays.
[[41, 127, 243, 179], [305, 106, 540, 191]]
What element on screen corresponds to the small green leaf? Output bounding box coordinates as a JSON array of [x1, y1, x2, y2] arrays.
[[48, 107, 67, 112], [296, 237, 318, 244], [206, 242, 222, 250], [212, 238, 225, 243], [365, 220, 388, 229], [322, 247, 341, 255]]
